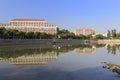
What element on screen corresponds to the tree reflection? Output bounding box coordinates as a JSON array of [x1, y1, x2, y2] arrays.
[[106, 44, 120, 54], [0, 44, 105, 59]]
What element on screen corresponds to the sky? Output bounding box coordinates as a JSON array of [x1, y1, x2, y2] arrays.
[[0, 0, 120, 33]]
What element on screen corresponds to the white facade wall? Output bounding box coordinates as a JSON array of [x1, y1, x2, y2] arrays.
[[0, 19, 57, 34]]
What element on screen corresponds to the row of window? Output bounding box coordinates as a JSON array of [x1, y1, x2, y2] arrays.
[[10, 22, 55, 25], [11, 25, 56, 27], [10, 24, 56, 27], [10, 22, 45, 25], [16, 28, 57, 33], [0, 24, 9, 26]]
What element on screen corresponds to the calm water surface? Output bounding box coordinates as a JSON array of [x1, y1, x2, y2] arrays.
[[0, 44, 120, 80]]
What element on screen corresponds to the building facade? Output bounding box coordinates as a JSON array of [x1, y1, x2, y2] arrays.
[[74, 28, 96, 35], [0, 19, 57, 34]]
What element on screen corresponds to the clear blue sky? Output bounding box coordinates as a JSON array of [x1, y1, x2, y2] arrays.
[[0, 0, 120, 33]]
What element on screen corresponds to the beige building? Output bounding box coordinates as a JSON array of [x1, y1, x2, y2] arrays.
[[0, 22, 10, 28], [0, 19, 57, 34], [74, 28, 96, 35]]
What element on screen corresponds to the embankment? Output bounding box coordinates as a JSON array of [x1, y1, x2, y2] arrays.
[[0, 39, 84, 51], [97, 39, 120, 44], [0, 39, 84, 46]]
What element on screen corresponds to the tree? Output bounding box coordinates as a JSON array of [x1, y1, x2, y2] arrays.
[[0, 27, 6, 38], [85, 34, 92, 39], [34, 32, 41, 39], [57, 28, 76, 39], [26, 32, 34, 39], [95, 34, 105, 39], [107, 30, 111, 39], [19, 31, 26, 39], [116, 32, 120, 39], [111, 29, 116, 38], [68, 32, 75, 39], [78, 34, 86, 39], [40, 32, 47, 39], [12, 29, 19, 39]]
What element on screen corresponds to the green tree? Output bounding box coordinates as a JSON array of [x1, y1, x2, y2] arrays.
[[34, 32, 41, 39], [3, 30, 10, 39], [116, 32, 120, 39], [78, 34, 86, 39], [85, 34, 92, 39], [107, 30, 111, 39], [111, 29, 116, 39], [95, 34, 105, 39], [26, 32, 34, 39], [19, 31, 26, 39], [0, 27, 6, 38], [40, 32, 47, 39]]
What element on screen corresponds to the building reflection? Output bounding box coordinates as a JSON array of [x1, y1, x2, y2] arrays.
[[74, 45, 96, 54], [0, 44, 105, 65], [0, 52, 57, 65]]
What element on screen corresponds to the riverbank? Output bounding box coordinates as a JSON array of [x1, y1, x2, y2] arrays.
[[0, 39, 84, 46], [0, 39, 85, 52], [97, 39, 120, 44]]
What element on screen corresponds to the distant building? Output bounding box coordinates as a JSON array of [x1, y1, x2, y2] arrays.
[[0, 19, 57, 34], [102, 33, 108, 37], [74, 28, 96, 35]]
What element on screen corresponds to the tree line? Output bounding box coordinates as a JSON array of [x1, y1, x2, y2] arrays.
[[0, 27, 55, 39], [57, 28, 94, 39], [107, 29, 120, 39], [1, 27, 119, 39], [0, 27, 95, 39]]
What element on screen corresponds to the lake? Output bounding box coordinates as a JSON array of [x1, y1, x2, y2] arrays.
[[0, 43, 120, 80]]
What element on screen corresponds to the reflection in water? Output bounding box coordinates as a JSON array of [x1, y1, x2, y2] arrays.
[[106, 44, 120, 54], [0, 52, 57, 65], [0, 44, 105, 65], [103, 44, 120, 75], [1, 43, 120, 80], [74, 45, 96, 54], [74, 44, 105, 54]]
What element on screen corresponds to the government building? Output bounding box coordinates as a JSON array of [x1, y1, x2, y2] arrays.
[[74, 28, 96, 35], [0, 19, 57, 34]]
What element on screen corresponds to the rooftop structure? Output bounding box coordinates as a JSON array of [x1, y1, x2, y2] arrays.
[[10, 19, 45, 21]]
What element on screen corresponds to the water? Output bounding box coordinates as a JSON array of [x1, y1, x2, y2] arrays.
[[0, 43, 120, 80]]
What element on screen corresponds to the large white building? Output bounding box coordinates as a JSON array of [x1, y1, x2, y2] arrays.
[[0, 19, 57, 34]]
